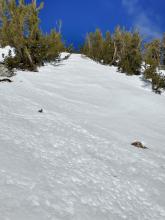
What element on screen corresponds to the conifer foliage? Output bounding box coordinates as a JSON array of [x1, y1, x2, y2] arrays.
[[0, 0, 64, 71], [82, 27, 142, 75], [117, 31, 142, 75], [83, 29, 104, 62], [161, 34, 165, 65], [143, 39, 165, 91], [82, 28, 165, 92], [102, 31, 114, 65]]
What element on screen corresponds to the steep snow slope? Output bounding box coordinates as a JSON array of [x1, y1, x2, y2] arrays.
[[0, 54, 165, 220]]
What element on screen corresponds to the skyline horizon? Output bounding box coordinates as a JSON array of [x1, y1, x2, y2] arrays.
[[27, 0, 165, 47]]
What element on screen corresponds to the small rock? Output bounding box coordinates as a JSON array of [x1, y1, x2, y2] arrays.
[[38, 109, 43, 113], [131, 141, 147, 149]]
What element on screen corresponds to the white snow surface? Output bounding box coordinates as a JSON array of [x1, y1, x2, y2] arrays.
[[161, 70, 165, 76], [0, 46, 15, 62], [0, 54, 165, 220], [59, 52, 70, 59]]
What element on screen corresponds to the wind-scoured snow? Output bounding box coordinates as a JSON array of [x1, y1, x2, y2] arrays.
[[0, 54, 165, 220]]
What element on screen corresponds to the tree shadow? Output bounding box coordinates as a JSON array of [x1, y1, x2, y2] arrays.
[[51, 63, 65, 67], [139, 75, 151, 89]]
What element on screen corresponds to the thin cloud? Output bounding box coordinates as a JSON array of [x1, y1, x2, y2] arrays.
[[122, 0, 161, 39]]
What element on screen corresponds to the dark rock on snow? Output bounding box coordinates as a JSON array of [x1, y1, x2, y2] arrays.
[[131, 141, 147, 149], [38, 109, 43, 113]]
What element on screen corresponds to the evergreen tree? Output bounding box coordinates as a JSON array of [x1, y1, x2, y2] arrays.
[[82, 29, 103, 62], [82, 27, 142, 75], [0, 0, 44, 70], [144, 39, 160, 67], [102, 31, 114, 65], [112, 26, 123, 65], [91, 29, 103, 62], [44, 30, 64, 62], [143, 39, 165, 91], [82, 33, 92, 57], [118, 31, 142, 75], [66, 43, 74, 53], [161, 33, 165, 65], [0, 0, 64, 71], [81, 26, 165, 92]]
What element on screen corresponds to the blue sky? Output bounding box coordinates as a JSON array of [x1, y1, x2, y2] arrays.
[[28, 0, 165, 47]]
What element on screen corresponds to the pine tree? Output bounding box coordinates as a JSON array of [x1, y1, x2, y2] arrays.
[[102, 31, 114, 65], [143, 39, 165, 91], [112, 26, 123, 65], [118, 31, 142, 75], [91, 29, 103, 62], [82, 27, 142, 75], [161, 33, 165, 66], [82, 33, 93, 57], [44, 30, 64, 62], [0, 0, 43, 70], [82, 29, 103, 62], [0, 0, 64, 71], [144, 39, 160, 67]]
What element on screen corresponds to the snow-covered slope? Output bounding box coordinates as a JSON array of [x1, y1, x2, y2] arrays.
[[0, 54, 165, 220]]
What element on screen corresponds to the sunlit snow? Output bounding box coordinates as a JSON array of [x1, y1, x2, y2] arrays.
[[0, 53, 165, 220]]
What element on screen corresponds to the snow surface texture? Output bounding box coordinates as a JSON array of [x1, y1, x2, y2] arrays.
[[0, 54, 165, 220]]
